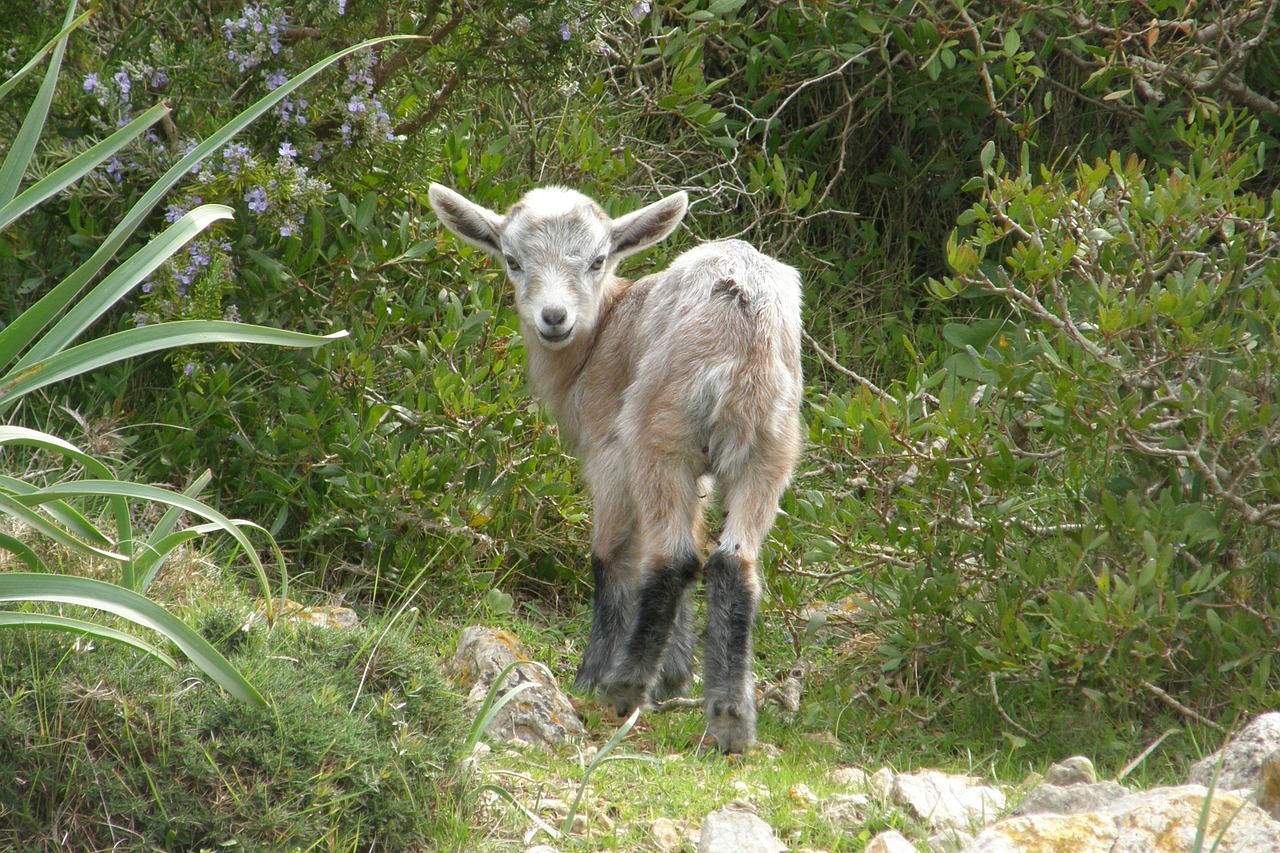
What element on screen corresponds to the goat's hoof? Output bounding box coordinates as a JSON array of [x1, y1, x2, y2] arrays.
[[705, 698, 757, 754], [602, 682, 649, 718]]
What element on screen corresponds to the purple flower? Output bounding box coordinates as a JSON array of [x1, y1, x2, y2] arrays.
[[151, 68, 168, 88], [184, 363, 196, 377], [141, 281, 154, 293], [631, 1, 651, 20], [83, 72, 99, 92], [113, 69, 131, 97], [559, 22, 572, 40], [311, 143, 324, 161], [279, 219, 298, 237], [265, 70, 288, 90], [347, 95, 366, 113], [164, 203, 187, 223], [278, 140, 297, 159], [244, 185, 269, 213]]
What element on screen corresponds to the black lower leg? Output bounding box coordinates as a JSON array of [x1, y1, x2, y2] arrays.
[[605, 552, 700, 715], [703, 549, 759, 753], [652, 590, 695, 701], [574, 554, 631, 692]]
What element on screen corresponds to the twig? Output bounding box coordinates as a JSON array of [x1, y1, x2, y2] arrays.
[[803, 329, 889, 399], [989, 673, 1034, 738], [1142, 681, 1225, 733]]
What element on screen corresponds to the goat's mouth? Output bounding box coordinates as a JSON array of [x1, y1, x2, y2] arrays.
[[537, 326, 575, 348]]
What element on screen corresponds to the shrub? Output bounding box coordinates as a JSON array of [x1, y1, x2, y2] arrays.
[[0, 614, 468, 851], [798, 112, 1279, 735]]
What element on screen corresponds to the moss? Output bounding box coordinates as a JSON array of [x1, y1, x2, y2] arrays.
[[0, 613, 469, 851]]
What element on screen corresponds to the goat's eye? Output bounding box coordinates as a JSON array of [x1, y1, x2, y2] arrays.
[[589, 254, 606, 272], [504, 255, 522, 272]]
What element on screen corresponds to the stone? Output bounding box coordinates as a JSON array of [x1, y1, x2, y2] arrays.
[[650, 817, 683, 852], [444, 625, 584, 748], [1043, 755, 1097, 786], [869, 767, 897, 799], [1012, 780, 1130, 816], [832, 765, 871, 790], [698, 806, 786, 853], [967, 784, 1280, 853], [524, 847, 560, 853], [1255, 749, 1280, 820], [818, 793, 870, 833], [1189, 712, 1280, 794], [890, 770, 1007, 832], [926, 828, 973, 852], [257, 598, 360, 630], [864, 829, 918, 853]]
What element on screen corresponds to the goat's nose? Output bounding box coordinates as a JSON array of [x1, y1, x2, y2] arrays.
[[541, 305, 568, 327]]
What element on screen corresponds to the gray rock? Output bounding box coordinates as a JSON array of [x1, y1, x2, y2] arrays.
[[1043, 755, 1096, 786], [831, 765, 871, 790], [890, 770, 1006, 832], [1255, 749, 1280, 820], [1190, 713, 1280, 794], [967, 784, 1280, 853], [864, 829, 918, 853], [818, 793, 870, 833], [1012, 780, 1130, 816], [925, 828, 972, 852], [699, 806, 786, 853], [444, 625, 584, 748]]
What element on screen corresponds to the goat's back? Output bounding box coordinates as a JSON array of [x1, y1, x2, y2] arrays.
[[577, 239, 802, 480]]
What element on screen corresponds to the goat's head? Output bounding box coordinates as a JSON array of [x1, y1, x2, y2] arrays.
[[428, 184, 688, 350]]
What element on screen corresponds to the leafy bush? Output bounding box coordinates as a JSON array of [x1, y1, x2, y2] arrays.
[[799, 112, 1279, 733], [0, 614, 467, 851]]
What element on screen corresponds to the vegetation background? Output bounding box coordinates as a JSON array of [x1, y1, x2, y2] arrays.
[[1, 0, 1278, 849]]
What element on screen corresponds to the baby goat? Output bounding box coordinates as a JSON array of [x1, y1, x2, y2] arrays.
[[428, 183, 802, 753]]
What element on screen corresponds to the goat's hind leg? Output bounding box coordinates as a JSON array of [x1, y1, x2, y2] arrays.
[[703, 462, 792, 753]]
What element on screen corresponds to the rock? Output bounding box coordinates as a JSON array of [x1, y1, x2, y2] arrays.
[[1043, 755, 1097, 786], [1255, 749, 1280, 820], [926, 828, 973, 852], [1190, 713, 1280, 794], [890, 770, 1007, 832], [832, 765, 871, 790], [818, 793, 870, 833], [869, 767, 897, 799], [864, 829, 918, 853], [698, 806, 786, 853], [257, 598, 360, 629], [790, 782, 818, 806], [1012, 781, 1130, 816], [444, 625, 584, 748], [967, 784, 1280, 853], [525, 847, 560, 853], [650, 817, 683, 852]]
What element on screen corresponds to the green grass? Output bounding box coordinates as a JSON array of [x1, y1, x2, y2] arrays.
[[0, 574, 470, 852]]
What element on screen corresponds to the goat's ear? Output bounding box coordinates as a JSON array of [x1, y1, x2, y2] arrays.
[[428, 183, 504, 256], [609, 191, 688, 261]]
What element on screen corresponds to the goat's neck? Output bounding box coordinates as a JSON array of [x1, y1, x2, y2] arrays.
[[523, 276, 631, 450]]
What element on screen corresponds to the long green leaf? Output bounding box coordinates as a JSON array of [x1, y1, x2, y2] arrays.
[[0, 4, 94, 103], [0, 473, 113, 548], [187, 517, 289, 620], [0, 322, 349, 407], [0, 0, 78, 207], [0, 102, 171, 233], [0, 610, 178, 668], [0, 424, 117, 479], [135, 469, 213, 593], [12, 480, 277, 603], [0, 34, 411, 370], [17, 204, 235, 366], [0, 532, 42, 570], [0, 573, 263, 705], [0, 493, 124, 561]]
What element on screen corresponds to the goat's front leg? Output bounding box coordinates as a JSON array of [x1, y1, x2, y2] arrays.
[[602, 549, 700, 715], [574, 553, 635, 693]]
